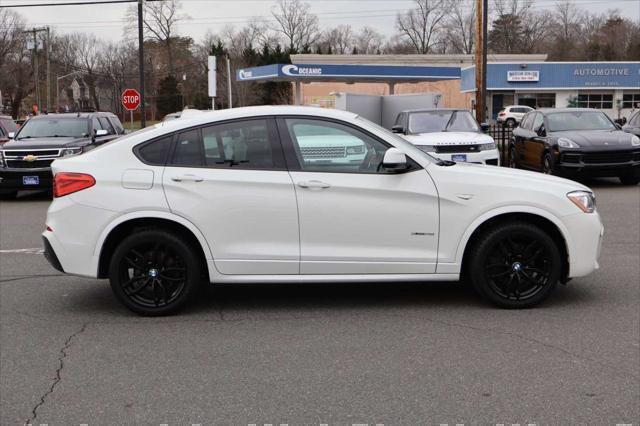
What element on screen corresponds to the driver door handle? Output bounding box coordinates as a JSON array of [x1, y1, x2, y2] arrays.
[[297, 180, 331, 189], [171, 174, 204, 182]]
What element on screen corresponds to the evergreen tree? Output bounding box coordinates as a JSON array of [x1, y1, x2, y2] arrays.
[[156, 75, 182, 117]]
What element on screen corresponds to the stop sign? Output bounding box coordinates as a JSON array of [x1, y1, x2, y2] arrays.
[[121, 89, 141, 111]]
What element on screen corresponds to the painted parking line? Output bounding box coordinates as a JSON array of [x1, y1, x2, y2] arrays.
[[0, 248, 44, 254]]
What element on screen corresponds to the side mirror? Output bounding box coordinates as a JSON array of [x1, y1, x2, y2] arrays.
[[536, 125, 546, 137], [391, 125, 405, 134], [382, 148, 408, 172], [8, 132, 15, 139], [614, 123, 622, 130], [95, 129, 108, 137], [480, 123, 490, 132]]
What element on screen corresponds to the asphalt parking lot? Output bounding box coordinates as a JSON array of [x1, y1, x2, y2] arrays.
[[1, 179, 638, 425]]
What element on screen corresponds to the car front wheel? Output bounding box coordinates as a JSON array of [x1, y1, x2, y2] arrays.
[[469, 222, 562, 308], [108, 229, 202, 316]]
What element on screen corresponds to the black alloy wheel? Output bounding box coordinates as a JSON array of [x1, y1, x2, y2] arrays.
[[109, 229, 202, 315], [505, 118, 516, 128], [542, 152, 554, 175], [469, 222, 561, 308]]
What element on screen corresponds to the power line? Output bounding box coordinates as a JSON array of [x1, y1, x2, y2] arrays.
[[0, 0, 161, 7]]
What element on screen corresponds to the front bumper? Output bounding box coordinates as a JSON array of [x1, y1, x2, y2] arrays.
[[432, 149, 500, 166], [563, 211, 604, 278], [556, 150, 640, 177], [0, 167, 52, 191]]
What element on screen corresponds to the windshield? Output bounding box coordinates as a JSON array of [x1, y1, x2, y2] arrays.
[[546, 111, 617, 132], [355, 115, 438, 164], [16, 118, 89, 140], [408, 110, 479, 133]]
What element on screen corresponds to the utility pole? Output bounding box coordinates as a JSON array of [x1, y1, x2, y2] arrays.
[[137, 0, 146, 128], [46, 27, 51, 113], [226, 56, 232, 109], [22, 27, 50, 114], [474, 0, 488, 123]]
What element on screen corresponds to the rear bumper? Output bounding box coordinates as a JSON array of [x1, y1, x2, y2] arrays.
[[43, 236, 64, 273], [0, 167, 52, 191]]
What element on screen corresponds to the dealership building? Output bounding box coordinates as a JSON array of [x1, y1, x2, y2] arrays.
[[236, 55, 640, 122], [462, 61, 640, 120]]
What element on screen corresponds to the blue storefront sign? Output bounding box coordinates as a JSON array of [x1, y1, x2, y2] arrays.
[[461, 62, 640, 91], [237, 63, 461, 82]]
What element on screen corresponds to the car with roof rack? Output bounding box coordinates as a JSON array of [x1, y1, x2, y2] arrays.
[[0, 112, 124, 197]]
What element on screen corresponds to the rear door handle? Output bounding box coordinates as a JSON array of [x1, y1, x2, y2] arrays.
[[297, 180, 331, 189], [171, 174, 204, 182]]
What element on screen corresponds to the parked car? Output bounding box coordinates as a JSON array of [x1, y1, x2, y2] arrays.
[[622, 110, 640, 138], [0, 115, 18, 145], [509, 108, 640, 185], [497, 105, 534, 127], [392, 109, 499, 165], [43, 106, 603, 315], [0, 112, 125, 197]]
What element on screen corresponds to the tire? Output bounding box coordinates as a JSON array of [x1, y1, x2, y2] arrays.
[[505, 118, 516, 128], [108, 229, 202, 316], [508, 146, 518, 168], [541, 152, 554, 175], [619, 175, 640, 185], [468, 222, 562, 308]]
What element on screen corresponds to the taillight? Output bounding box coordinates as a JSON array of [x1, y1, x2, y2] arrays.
[[498, 112, 506, 116], [53, 173, 95, 197]]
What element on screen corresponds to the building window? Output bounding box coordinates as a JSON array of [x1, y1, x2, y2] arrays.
[[622, 93, 640, 109], [577, 93, 613, 109], [516, 93, 555, 109]]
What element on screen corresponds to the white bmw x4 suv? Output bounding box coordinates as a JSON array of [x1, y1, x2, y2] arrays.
[[43, 106, 603, 315]]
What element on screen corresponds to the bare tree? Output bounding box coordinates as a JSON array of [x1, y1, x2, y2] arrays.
[[321, 25, 353, 54], [396, 0, 451, 54], [126, 0, 187, 74], [354, 26, 385, 54], [492, 0, 533, 18], [271, 0, 320, 52], [445, 0, 475, 54], [0, 9, 25, 69]]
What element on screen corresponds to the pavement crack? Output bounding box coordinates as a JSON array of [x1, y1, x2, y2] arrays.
[[24, 322, 88, 426]]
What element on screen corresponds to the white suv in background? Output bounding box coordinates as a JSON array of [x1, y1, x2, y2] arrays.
[[497, 105, 534, 127], [393, 109, 500, 165], [43, 106, 603, 315]]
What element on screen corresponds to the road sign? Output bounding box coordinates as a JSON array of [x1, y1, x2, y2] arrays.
[[121, 89, 141, 111]]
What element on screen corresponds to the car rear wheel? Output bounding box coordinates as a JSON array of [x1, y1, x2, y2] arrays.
[[108, 229, 202, 316], [619, 175, 640, 185], [505, 118, 516, 128], [468, 222, 561, 308]]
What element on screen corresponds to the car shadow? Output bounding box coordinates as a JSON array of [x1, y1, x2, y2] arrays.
[[0, 190, 52, 202]]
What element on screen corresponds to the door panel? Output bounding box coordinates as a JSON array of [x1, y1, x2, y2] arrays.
[[290, 170, 439, 274], [162, 118, 300, 275], [278, 116, 438, 275]]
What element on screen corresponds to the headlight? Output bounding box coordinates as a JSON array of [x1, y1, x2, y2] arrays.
[[478, 142, 497, 151], [346, 145, 365, 155], [567, 190, 596, 213], [416, 145, 435, 152], [558, 138, 580, 148], [631, 135, 640, 146], [61, 147, 83, 157]]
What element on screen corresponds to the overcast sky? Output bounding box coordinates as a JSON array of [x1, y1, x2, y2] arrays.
[[2, 0, 639, 43]]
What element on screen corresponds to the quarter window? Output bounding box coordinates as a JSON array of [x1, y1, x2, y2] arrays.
[[137, 135, 173, 165], [285, 118, 390, 174]]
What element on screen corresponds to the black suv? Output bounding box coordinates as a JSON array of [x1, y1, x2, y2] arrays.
[[510, 108, 640, 185], [0, 112, 124, 197]]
